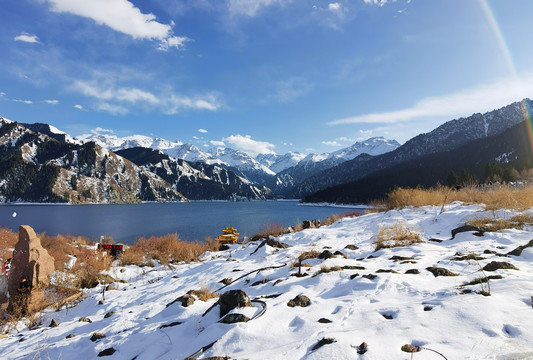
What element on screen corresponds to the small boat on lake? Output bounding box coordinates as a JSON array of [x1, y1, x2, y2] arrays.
[[215, 226, 239, 244]]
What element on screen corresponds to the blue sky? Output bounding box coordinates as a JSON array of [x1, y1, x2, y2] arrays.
[[2, 0, 533, 157]]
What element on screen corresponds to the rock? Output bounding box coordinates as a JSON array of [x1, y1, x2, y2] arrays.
[[356, 342, 368, 355], [220, 278, 232, 285], [333, 251, 347, 259], [251, 279, 271, 286], [311, 337, 335, 351], [318, 250, 334, 259], [376, 269, 398, 274], [401, 344, 420, 353], [97, 348, 116, 357], [49, 319, 60, 328], [389, 256, 416, 262], [90, 332, 106, 342], [344, 245, 359, 250], [105, 284, 117, 291], [362, 274, 377, 280], [219, 290, 252, 317], [8, 225, 56, 314], [405, 269, 420, 274], [451, 225, 484, 238], [79, 317, 92, 323], [287, 295, 311, 307], [343, 265, 365, 270], [507, 239, 533, 256], [482, 261, 519, 271], [423, 305, 433, 311], [318, 318, 332, 323], [350, 273, 360, 279], [250, 238, 290, 255], [98, 300, 105, 305], [104, 311, 115, 319], [65, 334, 76, 339], [219, 313, 250, 324], [426, 267, 459, 277]]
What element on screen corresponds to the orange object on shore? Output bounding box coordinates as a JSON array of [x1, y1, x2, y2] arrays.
[[215, 227, 239, 244]]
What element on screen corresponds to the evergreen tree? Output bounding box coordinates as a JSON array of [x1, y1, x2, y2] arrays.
[[446, 171, 459, 188]]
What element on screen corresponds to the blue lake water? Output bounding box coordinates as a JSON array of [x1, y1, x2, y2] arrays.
[[0, 201, 364, 244]]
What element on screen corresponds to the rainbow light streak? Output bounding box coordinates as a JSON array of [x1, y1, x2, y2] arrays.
[[520, 99, 533, 163]]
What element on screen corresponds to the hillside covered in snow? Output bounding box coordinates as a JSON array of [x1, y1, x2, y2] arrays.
[[1, 203, 533, 359]]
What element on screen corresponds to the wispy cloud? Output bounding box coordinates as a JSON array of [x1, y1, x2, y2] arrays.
[[13, 99, 33, 104], [227, 0, 287, 17], [72, 80, 223, 115], [91, 127, 114, 134], [272, 77, 313, 103], [210, 140, 225, 147], [14, 33, 39, 43], [44, 99, 59, 105], [222, 134, 275, 156], [363, 0, 393, 7], [322, 140, 342, 147], [328, 75, 533, 126], [74, 104, 84, 110], [46, 0, 189, 50], [198, 129, 208, 133]]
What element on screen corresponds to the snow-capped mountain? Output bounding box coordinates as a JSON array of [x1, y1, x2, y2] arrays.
[[208, 147, 275, 185], [76, 133, 183, 152], [328, 137, 401, 162], [22, 122, 81, 145], [256, 152, 306, 173], [165, 143, 220, 164]]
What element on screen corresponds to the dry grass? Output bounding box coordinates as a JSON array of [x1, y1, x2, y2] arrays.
[[321, 211, 361, 226], [385, 184, 533, 211], [374, 223, 423, 251], [68, 247, 113, 288], [467, 214, 533, 232], [187, 287, 219, 301], [121, 233, 211, 266], [313, 265, 343, 277], [0, 227, 18, 260], [250, 223, 288, 242], [298, 250, 321, 261]]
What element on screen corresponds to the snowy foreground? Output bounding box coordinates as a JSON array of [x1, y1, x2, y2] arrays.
[[2, 203, 533, 359]]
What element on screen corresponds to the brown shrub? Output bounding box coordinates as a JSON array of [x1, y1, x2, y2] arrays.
[[385, 184, 533, 211], [40, 233, 87, 271], [69, 247, 113, 288], [467, 213, 533, 232], [313, 265, 343, 277], [0, 227, 17, 260], [250, 223, 288, 242], [298, 250, 321, 261], [124, 233, 209, 266], [188, 287, 219, 301], [374, 223, 423, 251]]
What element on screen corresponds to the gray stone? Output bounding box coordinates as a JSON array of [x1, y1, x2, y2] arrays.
[[219, 290, 251, 317], [287, 295, 311, 307]]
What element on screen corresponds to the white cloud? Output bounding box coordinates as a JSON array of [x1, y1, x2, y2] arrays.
[[14, 33, 39, 43], [72, 80, 223, 114], [0, 92, 5, 97], [363, 0, 392, 6], [74, 104, 84, 110], [222, 134, 275, 156], [198, 129, 208, 133], [44, 99, 59, 105], [322, 140, 342, 147], [91, 127, 114, 134], [328, 74, 533, 126], [210, 140, 225, 147], [328, 3, 341, 11], [13, 99, 33, 104], [46, 0, 189, 50], [227, 0, 286, 17]]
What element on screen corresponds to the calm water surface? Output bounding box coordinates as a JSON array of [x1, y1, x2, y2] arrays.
[[0, 201, 363, 244]]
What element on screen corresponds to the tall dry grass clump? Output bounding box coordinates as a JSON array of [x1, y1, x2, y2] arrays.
[[321, 211, 361, 226], [69, 247, 113, 288], [374, 223, 423, 251], [123, 233, 209, 266], [250, 223, 288, 241], [0, 227, 18, 260], [385, 184, 533, 211]]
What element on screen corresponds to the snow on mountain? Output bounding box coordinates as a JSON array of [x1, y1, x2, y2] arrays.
[[257, 152, 306, 173], [329, 136, 400, 162], [76, 133, 183, 152], [2, 203, 533, 359], [22, 123, 81, 145], [209, 147, 275, 175], [165, 143, 220, 164]]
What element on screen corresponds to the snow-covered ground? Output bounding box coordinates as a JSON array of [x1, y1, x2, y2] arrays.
[[2, 202, 533, 359]]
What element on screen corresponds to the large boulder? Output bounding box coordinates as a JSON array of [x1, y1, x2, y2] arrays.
[[8, 225, 55, 313], [219, 290, 251, 317]]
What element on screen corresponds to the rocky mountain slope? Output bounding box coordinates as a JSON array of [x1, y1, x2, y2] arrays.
[[296, 99, 532, 198], [304, 120, 533, 204], [0, 118, 186, 204], [116, 147, 271, 200]]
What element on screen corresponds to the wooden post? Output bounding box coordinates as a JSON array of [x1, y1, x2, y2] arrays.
[[531, 296, 533, 309]]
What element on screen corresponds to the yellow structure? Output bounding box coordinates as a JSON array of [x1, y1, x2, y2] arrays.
[[215, 226, 239, 244]]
